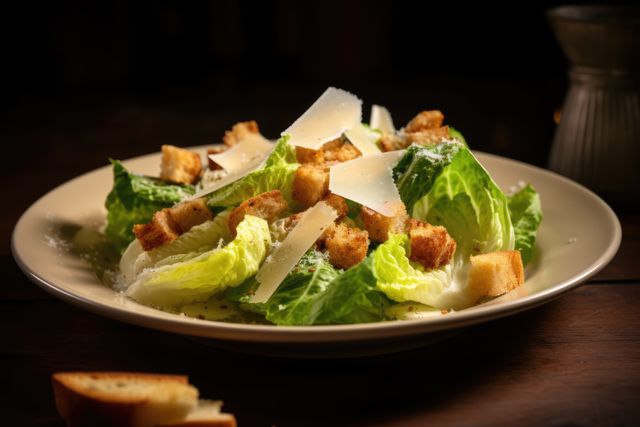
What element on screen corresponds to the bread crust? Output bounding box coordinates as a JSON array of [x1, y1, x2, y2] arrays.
[[52, 372, 194, 427]]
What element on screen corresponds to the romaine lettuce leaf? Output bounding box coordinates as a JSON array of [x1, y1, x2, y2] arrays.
[[119, 210, 232, 283], [125, 215, 271, 308], [374, 234, 472, 310], [105, 160, 194, 251], [228, 251, 391, 325], [393, 141, 462, 212], [407, 145, 515, 258], [508, 184, 542, 265], [206, 136, 299, 208]]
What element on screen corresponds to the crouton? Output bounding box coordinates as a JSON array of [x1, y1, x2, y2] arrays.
[[323, 140, 361, 162], [323, 223, 370, 269], [133, 210, 180, 251], [160, 145, 202, 185], [295, 138, 361, 164], [468, 250, 524, 298], [379, 132, 406, 152], [207, 146, 228, 170], [223, 120, 260, 146], [322, 193, 349, 219], [167, 198, 213, 233], [228, 190, 289, 237], [404, 126, 450, 146], [408, 219, 456, 269], [405, 110, 445, 132], [296, 146, 325, 164], [360, 203, 409, 243], [133, 198, 214, 251], [292, 163, 330, 208]]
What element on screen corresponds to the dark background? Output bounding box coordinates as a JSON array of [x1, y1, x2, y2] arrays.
[[4, 0, 596, 245], [2, 0, 578, 170]]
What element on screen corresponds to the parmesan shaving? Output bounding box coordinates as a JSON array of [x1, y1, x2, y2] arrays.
[[250, 202, 338, 303], [370, 104, 395, 133], [329, 151, 405, 216], [282, 87, 362, 150], [208, 134, 273, 173], [344, 123, 381, 156]]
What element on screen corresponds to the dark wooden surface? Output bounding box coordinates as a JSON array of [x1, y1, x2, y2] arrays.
[[2, 100, 639, 427]]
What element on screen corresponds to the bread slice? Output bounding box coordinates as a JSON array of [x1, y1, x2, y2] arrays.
[[52, 372, 236, 427], [468, 250, 525, 298]]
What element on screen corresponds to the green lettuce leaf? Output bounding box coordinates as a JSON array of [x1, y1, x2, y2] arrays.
[[393, 141, 463, 212], [105, 160, 194, 251], [408, 145, 515, 258], [448, 127, 467, 146], [125, 215, 271, 308], [228, 251, 391, 325], [119, 210, 232, 283], [508, 184, 542, 265], [206, 136, 299, 208], [374, 234, 472, 310]]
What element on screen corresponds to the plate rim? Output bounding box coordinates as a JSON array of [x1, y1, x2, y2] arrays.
[[11, 150, 622, 343]]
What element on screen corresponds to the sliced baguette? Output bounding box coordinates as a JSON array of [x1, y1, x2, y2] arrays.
[[468, 250, 525, 298], [52, 372, 236, 427]]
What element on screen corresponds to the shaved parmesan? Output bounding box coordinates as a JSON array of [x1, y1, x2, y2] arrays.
[[283, 87, 362, 150], [370, 104, 395, 133], [344, 123, 381, 156], [329, 151, 405, 217], [250, 202, 338, 303], [185, 160, 267, 202], [208, 134, 273, 173]]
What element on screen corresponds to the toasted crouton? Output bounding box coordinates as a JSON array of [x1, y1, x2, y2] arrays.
[[206, 146, 228, 170], [408, 219, 456, 269], [160, 145, 202, 185], [292, 163, 330, 208], [168, 198, 213, 233], [323, 223, 370, 269], [133, 210, 181, 251], [468, 250, 524, 298], [404, 126, 450, 146], [295, 138, 361, 164], [322, 193, 349, 219], [322, 140, 361, 162], [133, 199, 214, 251], [360, 203, 408, 243], [405, 110, 445, 132], [379, 132, 406, 152], [228, 190, 289, 237], [223, 120, 260, 146], [296, 146, 325, 164]]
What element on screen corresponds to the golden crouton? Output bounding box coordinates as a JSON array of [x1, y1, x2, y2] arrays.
[[468, 251, 524, 298], [133, 210, 180, 251], [133, 198, 214, 251], [408, 219, 456, 269], [322, 193, 349, 219], [295, 138, 361, 164], [167, 198, 213, 233], [360, 204, 408, 243], [379, 132, 406, 152], [296, 146, 325, 164], [323, 140, 361, 163], [404, 126, 450, 146], [223, 120, 260, 146], [292, 163, 330, 208], [405, 110, 445, 132], [206, 146, 228, 170], [228, 190, 289, 237], [159, 145, 202, 185], [323, 223, 370, 269]]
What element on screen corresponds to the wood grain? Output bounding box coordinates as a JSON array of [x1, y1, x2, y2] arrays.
[[2, 257, 639, 426]]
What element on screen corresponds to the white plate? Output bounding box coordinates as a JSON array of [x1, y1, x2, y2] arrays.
[[12, 147, 621, 356]]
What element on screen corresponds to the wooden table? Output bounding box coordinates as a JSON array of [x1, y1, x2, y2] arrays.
[[3, 100, 639, 426]]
